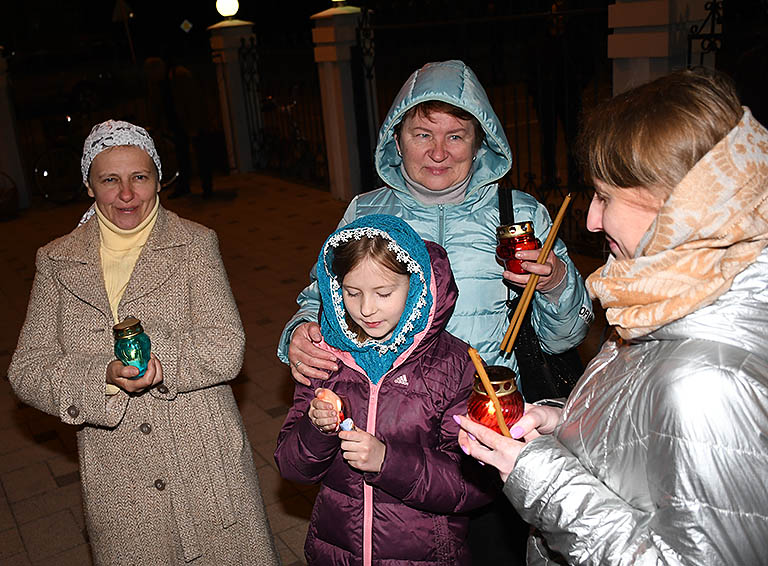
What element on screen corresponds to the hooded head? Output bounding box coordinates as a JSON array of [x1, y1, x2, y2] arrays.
[[374, 60, 512, 196], [81, 120, 162, 186], [317, 214, 434, 384]]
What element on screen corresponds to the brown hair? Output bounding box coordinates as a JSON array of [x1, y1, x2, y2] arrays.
[[332, 236, 410, 341], [393, 100, 486, 153], [577, 68, 743, 200]]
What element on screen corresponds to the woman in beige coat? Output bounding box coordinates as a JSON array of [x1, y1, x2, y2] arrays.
[[9, 120, 279, 566]]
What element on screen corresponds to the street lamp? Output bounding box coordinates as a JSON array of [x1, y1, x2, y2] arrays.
[[216, 0, 239, 18]]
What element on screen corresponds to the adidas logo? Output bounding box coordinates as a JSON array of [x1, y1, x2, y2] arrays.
[[393, 374, 409, 386]]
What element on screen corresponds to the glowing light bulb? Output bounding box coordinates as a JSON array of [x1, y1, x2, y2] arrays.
[[215, 0, 239, 17]]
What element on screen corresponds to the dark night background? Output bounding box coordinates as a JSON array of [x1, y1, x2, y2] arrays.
[[1, 1, 767, 201]]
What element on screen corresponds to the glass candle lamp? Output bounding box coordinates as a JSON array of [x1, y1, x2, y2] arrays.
[[113, 317, 151, 379], [467, 366, 524, 434], [496, 221, 541, 274]]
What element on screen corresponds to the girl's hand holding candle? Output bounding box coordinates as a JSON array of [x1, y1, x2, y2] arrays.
[[310, 388, 345, 433]]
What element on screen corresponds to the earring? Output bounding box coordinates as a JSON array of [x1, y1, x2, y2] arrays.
[[472, 155, 476, 161], [397, 148, 402, 158]]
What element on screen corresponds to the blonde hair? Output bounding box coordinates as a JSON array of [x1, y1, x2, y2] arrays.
[[578, 69, 743, 200]]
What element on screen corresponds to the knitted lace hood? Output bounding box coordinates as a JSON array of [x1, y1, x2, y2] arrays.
[[317, 214, 433, 384]]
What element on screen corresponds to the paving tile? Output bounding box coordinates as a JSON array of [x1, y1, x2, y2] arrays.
[[253, 439, 280, 472], [11, 482, 82, 525], [25, 413, 68, 437], [0, 488, 14, 531], [2, 553, 33, 566], [256, 465, 301, 506], [31, 430, 57, 444], [265, 494, 313, 534], [265, 405, 289, 418], [53, 472, 80, 488], [0, 527, 26, 560], [297, 482, 320, 499], [278, 522, 310, 564], [31, 542, 93, 566], [1, 463, 57, 503], [45, 454, 80, 480], [0, 424, 34, 456], [273, 535, 299, 566], [0, 439, 67, 475], [236, 399, 272, 428], [247, 444, 270, 469], [251, 382, 295, 413], [69, 502, 87, 535], [18, 509, 85, 562]]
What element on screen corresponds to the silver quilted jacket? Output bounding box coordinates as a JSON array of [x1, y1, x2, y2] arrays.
[[505, 249, 768, 565]]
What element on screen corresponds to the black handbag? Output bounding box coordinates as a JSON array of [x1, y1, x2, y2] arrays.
[[498, 186, 583, 401]]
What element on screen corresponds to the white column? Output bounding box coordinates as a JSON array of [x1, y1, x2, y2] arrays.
[[311, 5, 363, 202], [208, 19, 256, 173], [0, 56, 28, 208]]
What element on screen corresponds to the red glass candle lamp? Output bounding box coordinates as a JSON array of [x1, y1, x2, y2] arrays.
[[496, 222, 541, 274], [467, 366, 524, 434]]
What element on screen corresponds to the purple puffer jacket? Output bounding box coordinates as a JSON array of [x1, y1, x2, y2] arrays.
[[275, 241, 497, 566]]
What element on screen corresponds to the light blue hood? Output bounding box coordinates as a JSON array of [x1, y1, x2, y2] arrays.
[[375, 60, 513, 196]]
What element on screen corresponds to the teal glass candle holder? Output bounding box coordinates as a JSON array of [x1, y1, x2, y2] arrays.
[[113, 317, 151, 379]]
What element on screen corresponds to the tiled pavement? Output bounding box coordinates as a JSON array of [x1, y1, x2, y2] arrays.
[[0, 173, 607, 565]]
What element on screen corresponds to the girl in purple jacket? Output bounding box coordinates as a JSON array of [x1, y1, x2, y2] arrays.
[[275, 214, 495, 566]]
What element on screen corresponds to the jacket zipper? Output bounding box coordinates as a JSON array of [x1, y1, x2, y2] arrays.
[[362, 380, 381, 566], [438, 205, 445, 246]]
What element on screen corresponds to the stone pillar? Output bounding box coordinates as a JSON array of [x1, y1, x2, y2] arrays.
[[208, 19, 256, 173], [311, 4, 367, 202], [608, 0, 713, 94], [0, 55, 28, 209]]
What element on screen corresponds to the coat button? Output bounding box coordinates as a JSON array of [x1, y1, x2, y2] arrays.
[[157, 385, 169, 394], [139, 423, 152, 435], [67, 405, 79, 418], [154, 479, 166, 491]]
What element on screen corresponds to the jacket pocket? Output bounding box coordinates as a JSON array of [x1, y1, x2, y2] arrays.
[[200, 391, 239, 528]]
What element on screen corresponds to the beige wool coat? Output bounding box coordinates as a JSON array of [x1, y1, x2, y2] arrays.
[[9, 206, 279, 566]]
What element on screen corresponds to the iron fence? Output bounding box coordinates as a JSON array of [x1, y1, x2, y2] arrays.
[[239, 39, 329, 187]]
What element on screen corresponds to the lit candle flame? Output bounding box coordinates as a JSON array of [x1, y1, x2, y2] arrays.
[[486, 400, 496, 415]]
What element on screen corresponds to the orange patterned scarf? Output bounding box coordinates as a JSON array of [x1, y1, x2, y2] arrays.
[[587, 109, 768, 339]]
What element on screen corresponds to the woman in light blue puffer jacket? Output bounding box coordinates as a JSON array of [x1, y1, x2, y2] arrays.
[[278, 59, 591, 385], [278, 59, 592, 565]]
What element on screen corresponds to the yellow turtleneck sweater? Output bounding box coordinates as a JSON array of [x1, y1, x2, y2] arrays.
[[96, 197, 160, 324]]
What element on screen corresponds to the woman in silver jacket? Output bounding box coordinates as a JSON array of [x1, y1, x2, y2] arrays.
[[454, 69, 768, 565]]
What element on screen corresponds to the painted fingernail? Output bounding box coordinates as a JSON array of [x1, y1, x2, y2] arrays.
[[510, 426, 524, 439], [468, 433, 477, 442], [459, 443, 469, 455], [452, 414, 461, 425]]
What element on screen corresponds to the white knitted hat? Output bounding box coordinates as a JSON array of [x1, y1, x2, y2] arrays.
[[81, 120, 162, 185]]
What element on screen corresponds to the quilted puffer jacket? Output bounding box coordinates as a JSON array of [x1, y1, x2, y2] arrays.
[[506, 249, 768, 565], [278, 59, 592, 380], [275, 238, 495, 566]]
